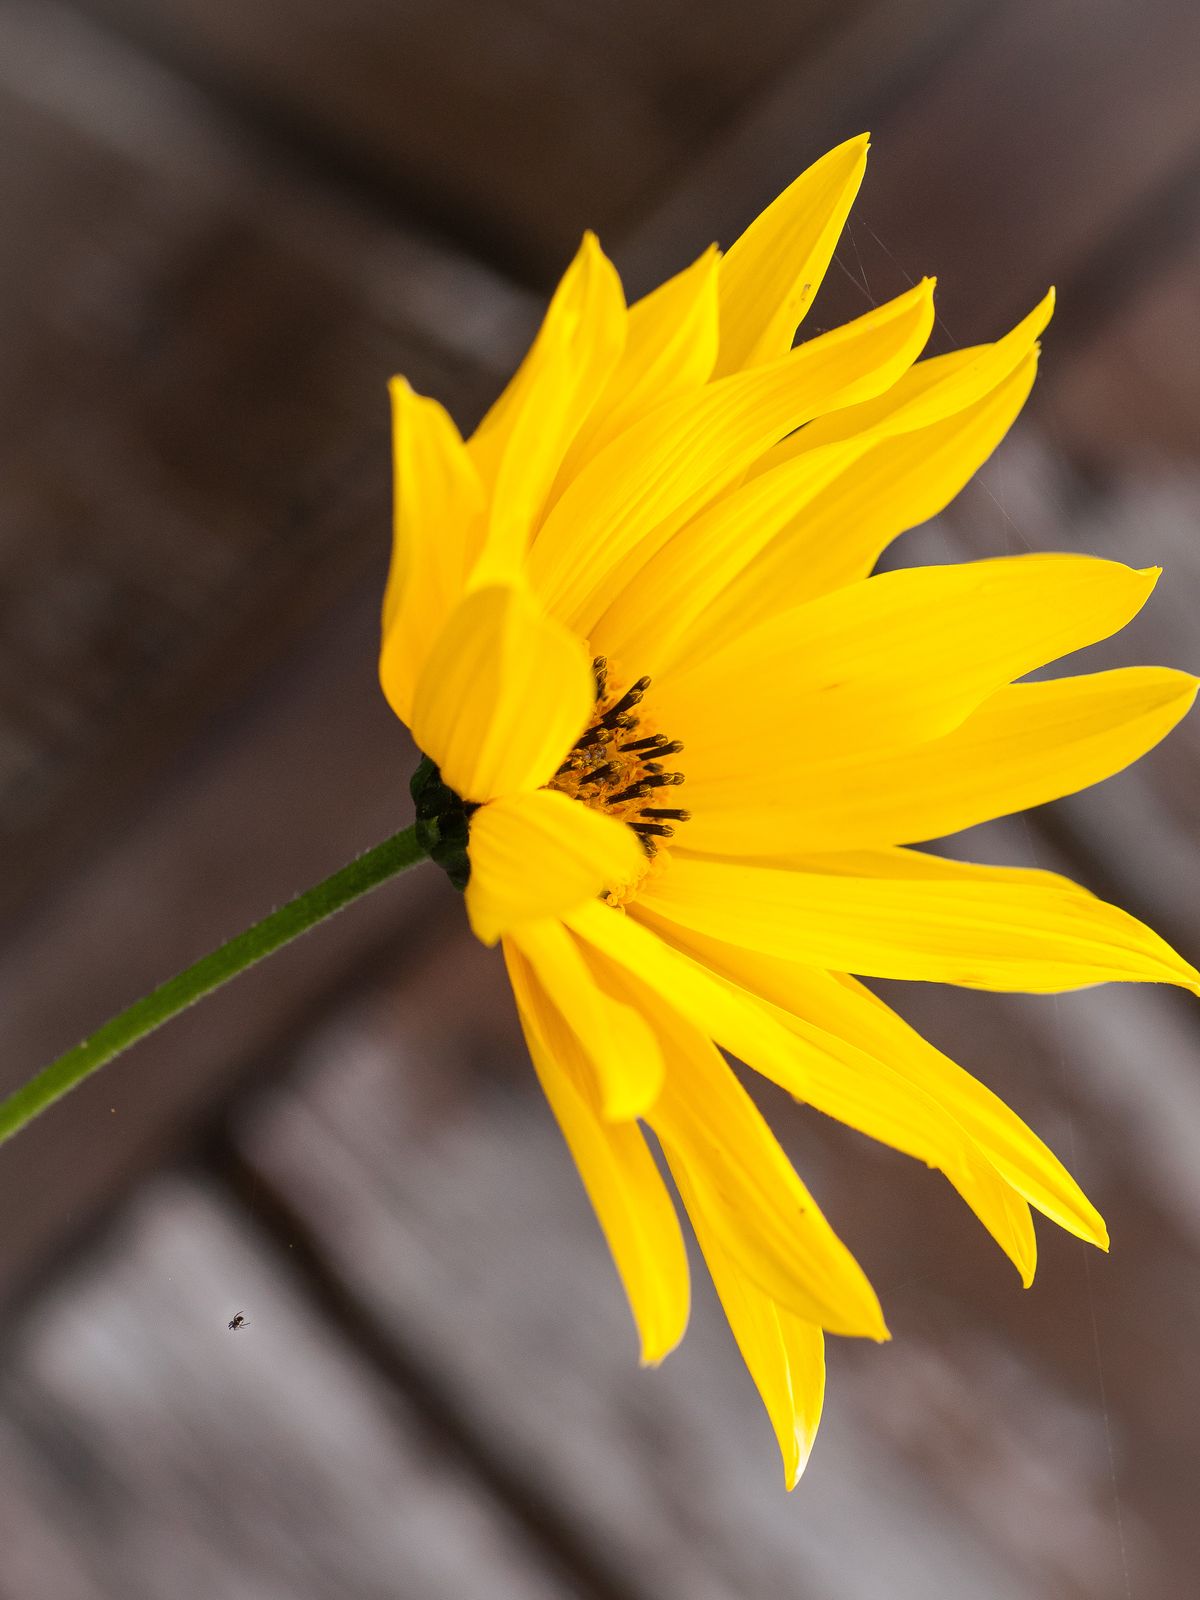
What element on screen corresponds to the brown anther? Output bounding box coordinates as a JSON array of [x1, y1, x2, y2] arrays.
[[549, 667, 688, 859], [608, 781, 652, 805]]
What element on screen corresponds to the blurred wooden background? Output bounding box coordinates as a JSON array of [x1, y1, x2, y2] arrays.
[[0, 0, 1197, 1594]]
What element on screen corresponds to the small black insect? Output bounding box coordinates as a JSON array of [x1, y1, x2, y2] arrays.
[[227, 1313, 249, 1331]]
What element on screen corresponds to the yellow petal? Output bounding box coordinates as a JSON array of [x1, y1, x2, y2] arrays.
[[410, 583, 593, 803], [569, 897, 1035, 1281], [504, 938, 689, 1364], [599, 297, 1053, 676], [551, 247, 720, 493], [715, 134, 870, 376], [679, 666, 1199, 857], [638, 911, 1083, 1253], [379, 381, 485, 725], [595, 427, 896, 677], [769, 287, 1053, 459], [529, 280, 936, 635], [672, 1160, 825, 1488], [568, 903, 888, 1338], [637, 852, 1200, 995], [837, 968, 1106, 1245], [466, 790, 644, 945], [469, 233, 626, 579], [654, 554, 1159, 786], [507, 918, 665, 1119], [649, 997, 885, 1338], [685, 351, 1039, 654], [778, 846, 1082, 891]]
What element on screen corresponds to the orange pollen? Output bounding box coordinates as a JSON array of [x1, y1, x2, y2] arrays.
[[549, 656, 689, 858]]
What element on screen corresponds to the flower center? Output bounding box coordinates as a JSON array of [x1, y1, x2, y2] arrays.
[[550, 656, 689, 856]]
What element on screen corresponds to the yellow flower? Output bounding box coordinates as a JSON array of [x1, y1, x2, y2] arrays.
[[380, 135, 1199, 1486]]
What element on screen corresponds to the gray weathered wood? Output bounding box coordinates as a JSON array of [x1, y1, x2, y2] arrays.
[[2, 1175, 579, 1599]]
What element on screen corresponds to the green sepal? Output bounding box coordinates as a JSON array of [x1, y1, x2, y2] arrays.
[[410, 755, 476, 891]]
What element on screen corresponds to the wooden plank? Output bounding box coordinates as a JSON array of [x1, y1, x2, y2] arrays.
[[56, 0, 857, 282], [1, 1176, 578, 1599]]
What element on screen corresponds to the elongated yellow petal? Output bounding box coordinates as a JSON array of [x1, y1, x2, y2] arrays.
[[679, 666, 1199, 857], [504, 938, 689, 1364], [599, 297, 1052, 675], [770, 288, 1053, 460], [379, 382, 485, 724], [465, 790, 644, 945], [686, 352, 1039, 656], [838, 969, 1107, 1245], [778, 846, 1080, 890], [469, 233, 626, 579], [638, 911, 1094, 1248], [530, 280, 935, 634], [410, 583, 593, 803], [508, 918, 665, 1119], [551, 247, 720, 493], [638, 853, 1200, 994], [655, 554, 1159, 786], [568, 899, 1035, 1281], [672, 1160, 825, 1488], [715, 133, 869, 376], [595, 429, 897, 677], [637, 980, 886, 1337]]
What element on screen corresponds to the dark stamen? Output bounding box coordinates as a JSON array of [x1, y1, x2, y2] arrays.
[[601, 675, 652, 727], [552, 663, 689, 853], [580, 762, 617, 786]]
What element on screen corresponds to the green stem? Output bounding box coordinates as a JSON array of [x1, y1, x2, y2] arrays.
[[0, 823, 430, 1147]]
